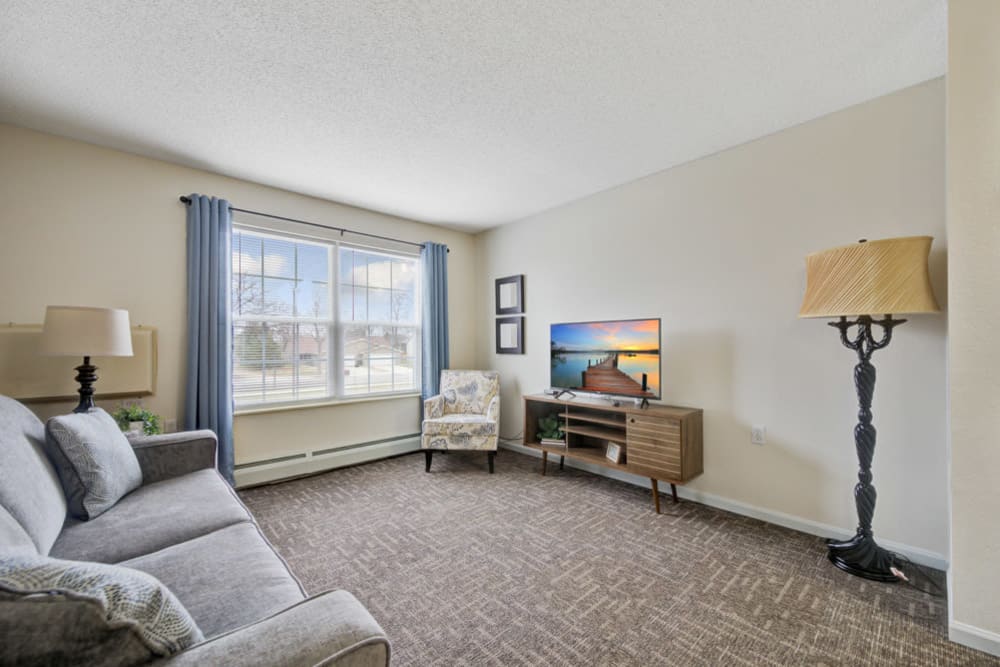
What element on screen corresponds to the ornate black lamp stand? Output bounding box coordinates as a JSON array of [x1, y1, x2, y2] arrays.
[[825, 314, 906, 582], [73, 355, 98, 413]]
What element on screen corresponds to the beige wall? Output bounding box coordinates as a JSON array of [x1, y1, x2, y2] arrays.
[[947, 0, 1000, 653], [476, 79, 948, 559], [0, 124, 477, 468]]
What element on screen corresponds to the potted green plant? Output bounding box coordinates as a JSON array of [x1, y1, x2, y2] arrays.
[[111, 404, 162, 436], [537, 414, 564, 440]]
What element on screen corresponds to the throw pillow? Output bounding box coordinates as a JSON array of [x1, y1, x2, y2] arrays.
[[45, 408, 143, 520], [0, 553, 204, 666]]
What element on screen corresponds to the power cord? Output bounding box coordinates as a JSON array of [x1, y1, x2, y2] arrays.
[[890, 553, 945, 598]]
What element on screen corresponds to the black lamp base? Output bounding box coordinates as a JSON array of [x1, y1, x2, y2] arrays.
[[826, 532, 900, 583], [827, 315, 907, 585], [73, 356, 98, 414]]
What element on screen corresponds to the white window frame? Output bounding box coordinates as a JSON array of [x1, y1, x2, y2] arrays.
[[232, 223, 422, 410]]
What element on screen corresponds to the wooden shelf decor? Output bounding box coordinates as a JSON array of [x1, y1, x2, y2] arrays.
[[523, 394, 703, 513], [0, 323, 157, 403]]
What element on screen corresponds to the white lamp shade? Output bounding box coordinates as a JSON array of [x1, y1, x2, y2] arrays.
[[39, 306, 134, 357]]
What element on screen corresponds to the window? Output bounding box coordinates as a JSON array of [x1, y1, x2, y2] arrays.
[[232, 227, 420, 407]]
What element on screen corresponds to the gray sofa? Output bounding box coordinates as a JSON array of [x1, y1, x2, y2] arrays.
[[0, 395, 390, 666]]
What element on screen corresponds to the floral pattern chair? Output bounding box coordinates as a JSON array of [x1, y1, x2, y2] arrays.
[[422, 370, 500, 473]]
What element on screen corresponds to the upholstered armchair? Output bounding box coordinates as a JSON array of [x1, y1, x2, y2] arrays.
[[422, 370, 500, 473]]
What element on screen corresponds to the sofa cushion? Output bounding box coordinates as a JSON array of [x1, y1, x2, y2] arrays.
[[422, 413, 498, 437], [121, 523, 305, 638], [0, 505, 36, 555], [45, 408, 143, 520], [0, 553, 203, 666], [0, 395, 67, 554], [51, 469, 252, 564]]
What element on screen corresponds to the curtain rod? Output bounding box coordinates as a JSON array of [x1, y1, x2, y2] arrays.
[[178, 196, 447, 252]]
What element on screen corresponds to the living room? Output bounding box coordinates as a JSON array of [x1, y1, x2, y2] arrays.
[[1, 1, 997, 665]]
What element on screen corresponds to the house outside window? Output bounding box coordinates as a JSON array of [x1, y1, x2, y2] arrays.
[[232, 226, 421, 407]]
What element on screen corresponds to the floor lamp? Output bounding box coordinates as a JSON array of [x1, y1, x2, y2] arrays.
[[799, 236, 939, 582]]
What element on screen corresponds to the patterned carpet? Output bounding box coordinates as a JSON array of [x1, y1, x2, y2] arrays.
[[240, 450, 997, 666]]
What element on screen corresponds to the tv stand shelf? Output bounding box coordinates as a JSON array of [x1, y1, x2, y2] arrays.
[[523, 394, 703, 513], [560, 413, 625, 428], [561, 424, 629, 444]]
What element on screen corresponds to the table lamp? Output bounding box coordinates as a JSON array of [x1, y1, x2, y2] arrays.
[[799, 236, 939, 582], [39, 306, 134, 413]]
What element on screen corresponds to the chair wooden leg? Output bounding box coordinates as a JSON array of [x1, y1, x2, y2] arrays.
[[559, 455, 565, 470], [424, 450, 432, 472], [671, 483, 678, 503], [542, 451, 548, 476], [488, 451, 495, 474], [651, 478, 661, 514]]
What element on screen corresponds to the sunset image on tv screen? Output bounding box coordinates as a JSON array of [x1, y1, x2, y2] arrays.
[[550, 319, 660, 398]]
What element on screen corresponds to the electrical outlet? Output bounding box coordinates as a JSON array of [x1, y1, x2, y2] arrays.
[[751, 425, 766, 445], [165, 418, 177, 433]]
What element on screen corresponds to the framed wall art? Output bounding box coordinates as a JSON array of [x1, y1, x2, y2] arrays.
[[495, 274, 524, 315], [496, 316, 524, 354]]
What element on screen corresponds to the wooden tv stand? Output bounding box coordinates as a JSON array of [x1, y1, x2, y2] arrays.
[[522, 394, 703, 513]]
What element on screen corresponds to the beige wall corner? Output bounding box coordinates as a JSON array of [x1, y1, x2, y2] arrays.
[[947, 0, 1000, 656], [476, 79, 948, 561], [0, 124, 477, 471]]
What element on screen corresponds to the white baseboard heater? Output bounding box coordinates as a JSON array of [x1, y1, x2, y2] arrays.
[[234, 433, 421, 488]]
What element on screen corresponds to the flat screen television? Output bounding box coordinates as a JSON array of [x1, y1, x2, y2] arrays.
[[550, 318, 661, 399]]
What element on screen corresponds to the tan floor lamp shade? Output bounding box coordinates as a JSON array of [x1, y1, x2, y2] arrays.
[[39, 306, 134, 413], [799, 236, 939, 582], [800, 236, 939, 318]]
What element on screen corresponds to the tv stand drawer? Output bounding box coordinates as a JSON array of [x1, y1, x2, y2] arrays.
[[628, 413, 679, 431], [627, 414, 683, 476]]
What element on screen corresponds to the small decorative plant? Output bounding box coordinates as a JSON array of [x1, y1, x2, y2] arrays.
[[111, 403, 162, 436], [537, 414, 564, 440]]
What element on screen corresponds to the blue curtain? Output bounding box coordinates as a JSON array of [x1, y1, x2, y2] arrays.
[[184, 194, 234, 484], [421, 242, 449, 398]]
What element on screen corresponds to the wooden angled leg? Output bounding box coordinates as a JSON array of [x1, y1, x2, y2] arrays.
[[671, 483, 678, 503], [488, 451, 495, 474], [651, 478, 661, 514], [424, 450, 432, 472], [541, 451, 548, 476]]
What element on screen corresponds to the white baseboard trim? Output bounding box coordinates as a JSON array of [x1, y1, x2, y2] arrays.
[[949, 621, 1000, 657], [235, 435, 421, 487], [499, 439, 947, 570]]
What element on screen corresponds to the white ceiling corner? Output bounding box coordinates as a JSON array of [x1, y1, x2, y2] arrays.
[[0, 1, 946, 232]]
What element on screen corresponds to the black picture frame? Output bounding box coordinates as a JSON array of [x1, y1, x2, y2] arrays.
[[495, 275, 524, 315], [496, 316, 524, 354]]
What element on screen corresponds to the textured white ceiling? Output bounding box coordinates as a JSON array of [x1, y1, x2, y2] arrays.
[[0, 1, 945, 231]]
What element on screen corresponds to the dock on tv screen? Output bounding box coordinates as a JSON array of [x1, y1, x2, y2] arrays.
[[550, 318, 661, 399]]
